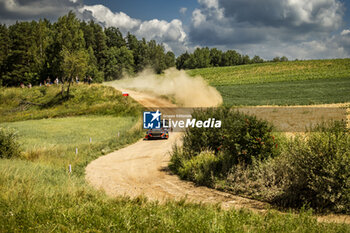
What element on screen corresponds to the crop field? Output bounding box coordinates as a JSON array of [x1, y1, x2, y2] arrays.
[[188, 59, 350, 106], [217, 77, 350, 106]]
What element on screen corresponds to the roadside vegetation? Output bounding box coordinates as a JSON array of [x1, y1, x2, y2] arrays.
[[170, 108, 350, 214], [187, 59, 350, 106], [0, 84, 141, 122], [1, 85, 349, 231]]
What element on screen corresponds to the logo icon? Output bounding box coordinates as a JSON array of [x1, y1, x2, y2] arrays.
[[143, 110, 162, 129]]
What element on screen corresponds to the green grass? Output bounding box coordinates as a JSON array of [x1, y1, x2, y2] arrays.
[[0, 84, 142, 122], [187, 59, 350, 106], [217, 77, 350, 106], [1, 159, 349, 232], [188, 59, 350, 86], [0, 84, 349, 231], [1, 116, 138, 150]]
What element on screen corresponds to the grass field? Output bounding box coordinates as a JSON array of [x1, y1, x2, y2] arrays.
[[1, 159, 349, 232], [189, 59, 350, 86], [217, 77, 350, 106], [1, 116, 137, 150], [188, 59, 350, 106]]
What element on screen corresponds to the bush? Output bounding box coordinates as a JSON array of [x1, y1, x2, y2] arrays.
[[224, 155, 291, 202], [170, 107, 278, 191], [179, 108, 277, 175], [0, 127, 21, 159], [171, 110, 350, 213], [275, 121, 350, 213], [178, 150, 220, 187]]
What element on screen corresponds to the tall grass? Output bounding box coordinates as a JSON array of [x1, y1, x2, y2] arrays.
[[1, 159, 348, 232]]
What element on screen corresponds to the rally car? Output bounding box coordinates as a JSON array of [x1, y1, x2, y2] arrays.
[[144, 120, 169, 140]]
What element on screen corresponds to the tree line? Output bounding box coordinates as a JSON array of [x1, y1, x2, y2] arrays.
[[0, 12, 175, 87], [175, 47, 289, 70], [0, 11, 290, 87]]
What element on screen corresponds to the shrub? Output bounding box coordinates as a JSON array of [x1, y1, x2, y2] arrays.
[[180, 107, 277, 175], [275, 121, 350, 213], [224, 155, 291, 202], [178, 150, 220, 187], [0, 127, 21, 159]]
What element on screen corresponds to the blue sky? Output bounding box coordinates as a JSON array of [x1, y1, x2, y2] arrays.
[[0, 0, 349, 59]]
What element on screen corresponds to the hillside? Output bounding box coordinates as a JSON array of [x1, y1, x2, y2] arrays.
[[188, 59, 350, 106], [0, 84, 142, 122]]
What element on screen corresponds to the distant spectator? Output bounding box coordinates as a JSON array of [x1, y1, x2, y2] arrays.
[[28, 83, 32, 88], [55, 77, 59, 85], [75, 76, 79, 84], [20, 83, 25, 88], [88, 76, 92, 85], [46, 77, 51, 86], [39, 82, 42, 87]]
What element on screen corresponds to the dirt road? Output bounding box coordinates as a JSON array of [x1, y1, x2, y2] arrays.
[[86, 88, 267, 211], [86, 86, 349, 223]]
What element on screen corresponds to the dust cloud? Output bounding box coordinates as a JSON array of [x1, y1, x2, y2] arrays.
[[110, 68, 223, 107]]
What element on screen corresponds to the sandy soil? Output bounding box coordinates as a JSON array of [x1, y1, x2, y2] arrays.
[[86, 87, 349, 224]]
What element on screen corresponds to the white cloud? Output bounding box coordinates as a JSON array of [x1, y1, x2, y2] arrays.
[[81, 5, 140, 32], [79, 4, 188, 55], [341, 29, 350, 36], [188, 0, 347, 59], [198, 0, 219, 9], [192, 9, 206, 27], [179, 7, 187, 15]]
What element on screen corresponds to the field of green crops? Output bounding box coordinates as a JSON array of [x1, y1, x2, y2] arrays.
[[188, 59, 350, 106]]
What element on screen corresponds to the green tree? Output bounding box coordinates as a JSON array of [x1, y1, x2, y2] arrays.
[[105, 27, 126, 48], [280, 56, 289, 62], [251, 55, 264, 63], [105, 46, 134, 80], [86, 46, 104, 83], [272, 56, 281, 62], [61, 49, 88, 97], [5, 21, 43, 86], [165, 51, 175, 68], [241, 55, 251, 65], [135, 38, 150, 72], [0, 24, 10, 86], [210, 48, 223, 67], [222, 50, 241, 66], [193, 47, 210, 68], [47, 11, 86, 79], [148, 40, 166, 73], [176, 51, 190, 69]]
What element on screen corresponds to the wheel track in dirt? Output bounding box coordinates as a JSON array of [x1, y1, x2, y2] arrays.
[[86, 86, 350, 224]]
